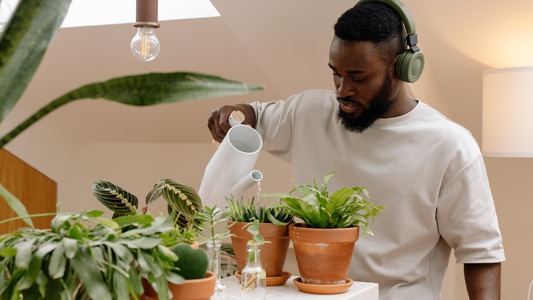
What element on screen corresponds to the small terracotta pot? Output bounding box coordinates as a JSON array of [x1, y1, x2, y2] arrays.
[[140, 271, 216, 300], [228, 221, 290, 277], [289, 223, 359, 285]]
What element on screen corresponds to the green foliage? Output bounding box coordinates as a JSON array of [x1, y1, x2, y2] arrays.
[[92, 180, 139, 217], [0, 72, 264, 149], [225, 196, 294, 225], [159, 218, 198, 248], [92, 179, 202, 229], [0, 0, 72, 125], [0, 182, 33, 228], [0, 210, 184, 300], [264, 172, 387, 237], [225, 196, 292, 245], [170, 243, 209, 280], [194, 205, 234, 245]]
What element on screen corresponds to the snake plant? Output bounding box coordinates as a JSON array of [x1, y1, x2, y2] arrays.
[[0, 0, 264, 226]]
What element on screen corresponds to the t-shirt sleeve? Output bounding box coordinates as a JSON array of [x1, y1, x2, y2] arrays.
[[249, 93, 304, 163], [436, 154, 505, 263]]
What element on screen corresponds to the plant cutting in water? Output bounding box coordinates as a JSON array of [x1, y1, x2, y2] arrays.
[[264, 172, 387, 237]]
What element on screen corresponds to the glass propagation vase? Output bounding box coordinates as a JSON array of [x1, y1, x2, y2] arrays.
[[207, 240, 231, 300], [240, 241, 266, 300]]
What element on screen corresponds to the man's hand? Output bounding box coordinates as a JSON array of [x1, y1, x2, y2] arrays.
[[207, 104, 256, 143], [464, 262, 501, 300]]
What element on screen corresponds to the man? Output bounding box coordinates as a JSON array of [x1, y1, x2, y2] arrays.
[[208, 1, 505, 299]]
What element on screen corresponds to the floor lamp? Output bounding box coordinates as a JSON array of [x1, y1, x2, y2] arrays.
[[482, 66, 533, 157]]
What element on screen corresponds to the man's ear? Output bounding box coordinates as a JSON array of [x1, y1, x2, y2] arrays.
[[389, 55, 400, 79]]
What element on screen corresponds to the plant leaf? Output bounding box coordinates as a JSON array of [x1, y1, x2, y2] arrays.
[[0, 0, 72, 125], [112, 269, 130, 300], [127, 261, 143, 297], [14, 238, 36, 269], [69, 246, 112, 300], [122, 237, 162, 249], [49, 242, 67, 279], [160, 179, 202, 227], [0, 182, 33, 228], [92, 180, 138, 217], [0, 72, 264, 149]]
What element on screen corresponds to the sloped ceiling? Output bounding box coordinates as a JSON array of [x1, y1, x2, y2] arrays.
[[2, 0, 533, 145]]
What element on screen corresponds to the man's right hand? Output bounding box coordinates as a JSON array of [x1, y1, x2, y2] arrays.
[[207, 104, 256, 143]]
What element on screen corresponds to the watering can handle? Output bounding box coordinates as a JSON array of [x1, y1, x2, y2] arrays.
[[212, 111, 246, 147]]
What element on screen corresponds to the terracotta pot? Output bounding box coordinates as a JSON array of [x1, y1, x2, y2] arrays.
[[289, 223, 359, 285], [228, 221, 290, 277], [140, 271, 216, 300]]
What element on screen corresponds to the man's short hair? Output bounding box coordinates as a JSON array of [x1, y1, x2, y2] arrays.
[[334, 1, 407, 64]]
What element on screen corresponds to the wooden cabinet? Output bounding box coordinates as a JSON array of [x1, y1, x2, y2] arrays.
[[0, 149, 57, 234]]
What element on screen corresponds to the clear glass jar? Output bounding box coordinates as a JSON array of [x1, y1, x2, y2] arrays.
[[207, 240, 231, 300], [240, 241, 266, 300]]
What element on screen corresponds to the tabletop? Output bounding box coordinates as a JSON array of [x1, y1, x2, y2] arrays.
[[219, 275, 378, 300]]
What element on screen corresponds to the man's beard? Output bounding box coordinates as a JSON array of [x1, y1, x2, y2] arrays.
[[336, 74, 393, 133]]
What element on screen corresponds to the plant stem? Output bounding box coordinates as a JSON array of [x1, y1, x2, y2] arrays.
[[0, 212, 60, 226]]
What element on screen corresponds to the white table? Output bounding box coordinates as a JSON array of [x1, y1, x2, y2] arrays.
[[220, 276, 378, 300]]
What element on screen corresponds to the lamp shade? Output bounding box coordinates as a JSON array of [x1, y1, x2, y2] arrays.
[[482, 66, 533, 157]]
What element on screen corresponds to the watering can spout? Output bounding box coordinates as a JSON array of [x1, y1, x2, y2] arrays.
[[228, 170, 263, 199]]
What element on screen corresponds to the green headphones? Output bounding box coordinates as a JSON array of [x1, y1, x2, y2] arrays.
[[356, 0, 425, 83]]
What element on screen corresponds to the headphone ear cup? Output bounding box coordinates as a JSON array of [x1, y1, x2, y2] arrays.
[[395, 50, 425, 83]]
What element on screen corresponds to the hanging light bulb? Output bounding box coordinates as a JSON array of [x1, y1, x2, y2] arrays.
[[131, 26, 160, 61], [131, 0, 160, 62]]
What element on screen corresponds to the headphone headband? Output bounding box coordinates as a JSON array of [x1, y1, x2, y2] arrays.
[[355, 0, 416, 36], [354, 0, 424, 82]]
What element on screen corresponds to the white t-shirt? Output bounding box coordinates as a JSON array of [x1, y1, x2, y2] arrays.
[[250, 89, 505, 300]]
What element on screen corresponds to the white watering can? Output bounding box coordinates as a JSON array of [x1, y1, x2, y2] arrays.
[[198, 111, 263, 209]]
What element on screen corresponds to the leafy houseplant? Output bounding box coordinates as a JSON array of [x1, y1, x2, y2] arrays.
[[225, 196, 294, 280], [0, 210, 185, 300], [262, 172, 387, 289], [265, 172, 386, 236]]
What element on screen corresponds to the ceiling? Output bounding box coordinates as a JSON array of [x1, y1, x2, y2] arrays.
[[2, 0, 533, 145]]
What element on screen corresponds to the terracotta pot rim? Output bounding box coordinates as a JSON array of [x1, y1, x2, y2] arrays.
[[228, 220, 290, 226], [167, 271, 215, 286], [290, 223, 359, 231]]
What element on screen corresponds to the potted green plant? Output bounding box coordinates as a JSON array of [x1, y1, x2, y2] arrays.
[[263, 172, 386, 291], [225, 195, 294, 283], [141, 242, 215, 300], [91, 179, 220, 300], [0, 208, 188, 300]]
